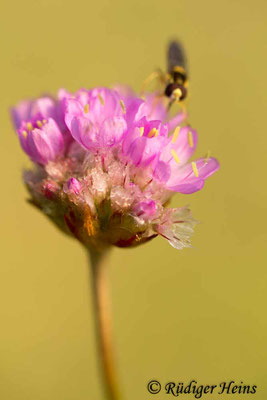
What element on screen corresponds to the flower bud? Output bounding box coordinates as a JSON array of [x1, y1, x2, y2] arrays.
[[64, 177, 82, 195]]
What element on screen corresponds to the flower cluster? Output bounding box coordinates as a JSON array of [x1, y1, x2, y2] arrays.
[[11, 86, 219, 250]]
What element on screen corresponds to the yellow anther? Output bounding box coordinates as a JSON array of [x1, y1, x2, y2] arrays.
[[192, 161, 199, 177], [120, 99, 126, 114], [172, 126, 180, 143], [148, 128, 159, 138], [36, 120, 42, 128], [205, 150, 211, 163], [98, 93, 105, 105], [188, 131, 194, 147], [84, 103, 89, 113], [139, 127, 144, 136], [22, 130, 28, 138], [42, 119, 47, 124], [26, 122, 33, 131], [171, 149, 180, 164]]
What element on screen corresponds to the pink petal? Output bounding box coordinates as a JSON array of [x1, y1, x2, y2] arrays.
[[127, 137, 147, 165], [122, 126, 141, 155], [70, 116, 98, 150], [166, 157, 220, 193], [87, 88, 122, 125], [11, 100, 32, 129], [169, 180, 205, 194], [58, 88, 72, 101], [153, 161, 171, 183], [167, 111, 187, 131], [133, 200, 157, 220], [161, 126, 198, 165], [138, 94, 167, 121], [41, 119, 64, 154], [65, 177, 82, 195], [28, 130, 55, 164], [64, 98, 83, 130], [100, 116, 127, 147], [31, 97, 56, 120], [125, 98, 144, 126], [127, 136, 165, 167]]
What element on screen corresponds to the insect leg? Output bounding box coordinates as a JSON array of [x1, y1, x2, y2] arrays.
[[141, 68, 166, 97]]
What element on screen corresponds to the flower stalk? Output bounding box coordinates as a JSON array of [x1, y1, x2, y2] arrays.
[[88, 248, 121, 400]]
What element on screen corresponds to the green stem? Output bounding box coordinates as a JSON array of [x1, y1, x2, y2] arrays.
[[88, 248, 121, 400]]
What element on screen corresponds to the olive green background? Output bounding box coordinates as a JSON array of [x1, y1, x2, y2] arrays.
[[0, 0, 266, 399]]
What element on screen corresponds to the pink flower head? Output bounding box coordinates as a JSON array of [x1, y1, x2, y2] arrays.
[[12, 84, 219, 250]]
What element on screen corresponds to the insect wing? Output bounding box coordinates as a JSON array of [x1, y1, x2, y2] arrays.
[[167, 40, 187, 73]]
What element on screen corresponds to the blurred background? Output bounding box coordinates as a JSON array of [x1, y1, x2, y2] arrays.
[[0, 0, 267, 399]]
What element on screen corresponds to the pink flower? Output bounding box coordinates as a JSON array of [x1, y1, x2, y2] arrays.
[[153, 126, 219, 194], [64, 88, 127, 150], [11, 91, 73, 153], [11, 96, 57, 130], [17, 117, 64, 165], [122, 114, 219, 194], [122, 118, 169, 167], [11, 93, 69, 134]]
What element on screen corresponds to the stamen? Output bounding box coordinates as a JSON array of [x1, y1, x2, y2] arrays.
[[148, 128, 159, 138], [205, 150, 211, 163], [36, 120, 42, 128], [192, 161, 199, 177], [171, 149, 180, 164], [42, 119, 47, 124], [98, 93, 105, 105], [139, 127, 144, 136], [120, 99, 126, 114], [188, 131, 194, 147], [172, 126, 180, 143], [84, 103, 89, 113], [26, 122, 33, 131], [22, 130, 28, 138]]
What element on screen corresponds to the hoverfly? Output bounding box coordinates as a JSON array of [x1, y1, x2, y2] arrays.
[[141, 40, 189, 110], [165, 40, 188, 106]]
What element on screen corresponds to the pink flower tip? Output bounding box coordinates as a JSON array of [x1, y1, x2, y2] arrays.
[[65, 177, 82, 195], [133, 200, 158, 220]]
